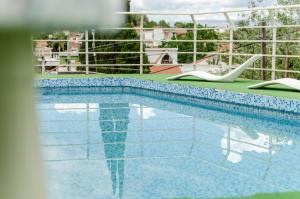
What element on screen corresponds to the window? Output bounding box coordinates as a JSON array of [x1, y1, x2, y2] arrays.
[[161, 54, 172, 64]]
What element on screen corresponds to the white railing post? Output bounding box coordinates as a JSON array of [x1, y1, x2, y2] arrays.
[[41, 57, 46, 74], [224, 12, 235, 68], [191, 15, 197, 71], [140, 15, 144, 74], [270, 10, 277, 80], [85, 30, 89, 75], [67, 33, 71, 72], [229, 29, 234, 67], [271, 28, 277, 80]]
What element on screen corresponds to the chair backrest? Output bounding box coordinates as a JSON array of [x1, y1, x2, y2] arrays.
[[223, 55, 261, 81]]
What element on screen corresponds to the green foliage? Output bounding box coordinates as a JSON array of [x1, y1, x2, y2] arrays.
[[33, 31, 68, 52], [50, 32, 68, 52], [130, 15, 171, 28], [174, 22, 188, 28], [32, 32, 49, 40], [143, 19, 170, 28], [144, 20, 158, 28], [157, 191, 300, 198], [234, 0, 300, 80], [158, 20, 170, 28], [79, 25, 149, 74], [218, 191, 300, 199], [161, 23, 219, 64], [79, 0, 149, 74], [174, 192, 300, 199]]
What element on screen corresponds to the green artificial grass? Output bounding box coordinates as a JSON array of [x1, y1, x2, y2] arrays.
[[220, 192, 300, 199], [37, 74, 300, 100], [172, 192, 300, 199]]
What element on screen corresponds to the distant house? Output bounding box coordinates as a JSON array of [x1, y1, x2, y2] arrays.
[[69, 32, 84, 54], [143, 28, 169, 47], [60, 32, 84, 57], [174, 28, 188, 36], [34, 41, 53, 59], [35, 31, 84, 73], [146, 48, 181, 74], [146, 48, 178, 65], [138, 26, 186, 47], [134, 26, 188, 74], [181, 54, 229, 74], [57, 31, 84, 73], [218, 43, 230, 52], [34, 41, 60, 70]]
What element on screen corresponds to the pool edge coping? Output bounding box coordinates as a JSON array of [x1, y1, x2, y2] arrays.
[[36, 77, 300, 114]]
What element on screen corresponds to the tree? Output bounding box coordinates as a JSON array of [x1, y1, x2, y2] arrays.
[[174, 22, 187, 28], [79, 0, 149, 74], [144, 20, 158, 28], [32, 32, 49, 40], [276, 0, 300, 78], [161, 22, 219, 64], [50, 32, 68, 52], [158, 20, 170, 28], [126, 0, 130, 11], [232, 0, 300, 80]]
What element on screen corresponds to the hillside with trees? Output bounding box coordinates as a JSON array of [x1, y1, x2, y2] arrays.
[[161, 22, 219, 64], [79, 0, 149, 74], [233, 0, 300, 79]]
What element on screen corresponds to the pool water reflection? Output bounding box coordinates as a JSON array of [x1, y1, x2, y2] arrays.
[[38, 87, 300, 199]]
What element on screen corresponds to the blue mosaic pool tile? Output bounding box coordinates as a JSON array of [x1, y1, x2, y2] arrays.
[[37, 77, 300, 114]]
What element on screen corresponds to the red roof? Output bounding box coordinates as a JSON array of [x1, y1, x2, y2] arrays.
[[150, 66, 181, 74]]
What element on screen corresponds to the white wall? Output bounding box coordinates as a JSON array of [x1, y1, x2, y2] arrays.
[[145, 48, 178, 65]]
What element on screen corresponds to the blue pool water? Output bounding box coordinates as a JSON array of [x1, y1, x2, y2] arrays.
[[38, 87, 300, 199]]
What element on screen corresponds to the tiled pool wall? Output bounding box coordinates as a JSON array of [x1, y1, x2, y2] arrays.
[[37, 77, 300, 114]]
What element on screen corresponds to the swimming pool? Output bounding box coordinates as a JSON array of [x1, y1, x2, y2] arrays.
[[38, 87, 300, 199]]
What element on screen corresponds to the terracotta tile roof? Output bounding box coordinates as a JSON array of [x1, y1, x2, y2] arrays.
[[36, 41, 48, 48], [150, 65, 181, 74]]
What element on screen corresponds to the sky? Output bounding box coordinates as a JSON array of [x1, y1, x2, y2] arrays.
[[130, 0, 277, 25], [131, 0, 277, 12]]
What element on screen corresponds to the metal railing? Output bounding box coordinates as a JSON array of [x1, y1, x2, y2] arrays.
[[33, 4, 300, 79]]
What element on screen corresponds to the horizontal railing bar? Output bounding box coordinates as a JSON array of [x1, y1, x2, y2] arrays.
[[33, 51, 300, 58], [38, 24, 300, 33], [33, 62, 295, 67], [34, 64, 181, 67], [31, 24, 300, 34], [194, 52, 300, 58], [237, 24, 300, 29], [34, 52, 196, 55], [247, 67, 300, 74], [34, 64, 300, 74], [117, 4, 300, 16], [33, 39, 140, 42], [34, 51, 200, 55], [90, 24, 300, 31], [34, 50, 300, 58], [157, 52, 300, 58], [32, 39, 300, 43]]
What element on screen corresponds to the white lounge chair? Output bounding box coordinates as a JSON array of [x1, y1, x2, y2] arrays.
[[167, 55, 261, 82], [248, 78, 300, 91]]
